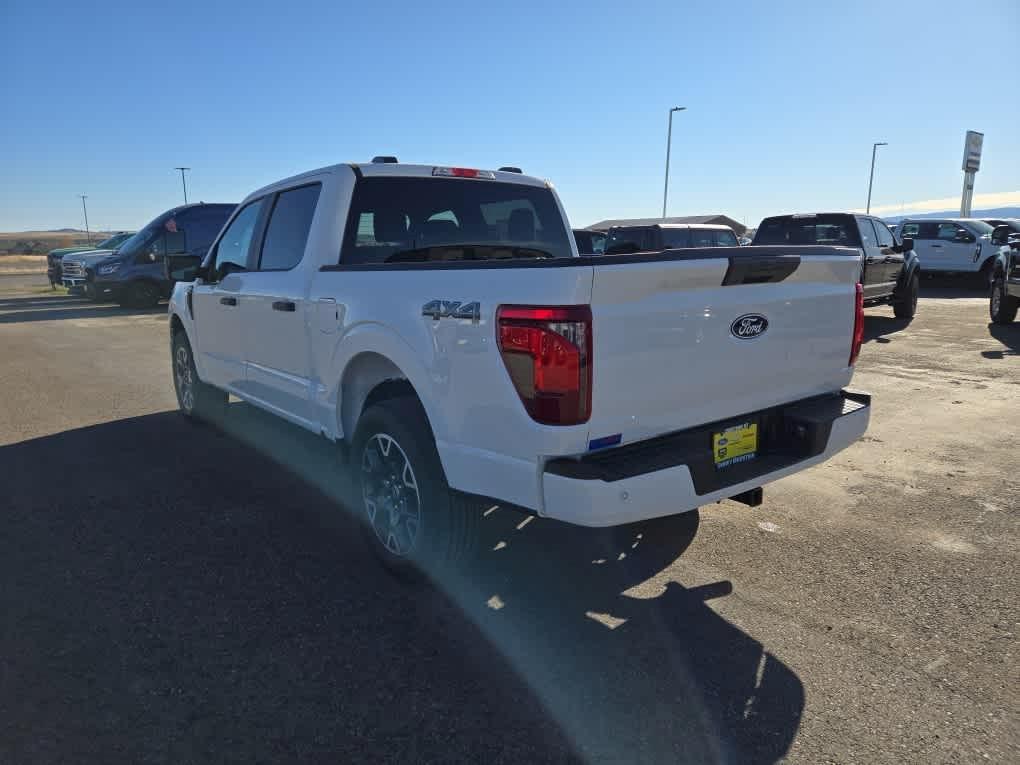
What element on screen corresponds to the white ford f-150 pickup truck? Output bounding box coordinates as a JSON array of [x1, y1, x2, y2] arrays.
[[167, 159, 871, 573]]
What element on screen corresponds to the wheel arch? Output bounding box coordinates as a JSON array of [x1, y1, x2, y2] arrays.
[[339, 352, 434, 446]]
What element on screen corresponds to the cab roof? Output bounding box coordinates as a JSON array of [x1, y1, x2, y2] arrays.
[[241, 161, 550, 204]]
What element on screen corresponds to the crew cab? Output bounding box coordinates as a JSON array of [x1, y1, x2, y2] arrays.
[[753, 213, 920, 318], [63, 203, 235, 306], [167, 160, 871, 575], [604, 223, 739, 254], [897, 217, 1006, 287], [47, 231, 133, 288], [989, 228, 1020, 324]]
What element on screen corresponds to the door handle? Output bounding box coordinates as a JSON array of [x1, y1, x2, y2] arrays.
[[931, 244, 943, 248], [272, 300, 296, 312], [220, 296, 237, 306]]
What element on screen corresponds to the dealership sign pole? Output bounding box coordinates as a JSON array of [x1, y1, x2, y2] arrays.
[[960, 131, 982, 217]]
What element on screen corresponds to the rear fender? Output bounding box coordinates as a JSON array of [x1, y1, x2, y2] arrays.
[[324, 323, 444, 446]]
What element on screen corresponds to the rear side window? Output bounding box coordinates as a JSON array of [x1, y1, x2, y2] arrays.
[[857, 218, 877, 248], [259, 184, 321, 270], [339, 177, 572, 264], [689, 228, 737, 247], [754, 216, 862, 247], [605, 228, 650, 254], [660, 228, 691, 248]]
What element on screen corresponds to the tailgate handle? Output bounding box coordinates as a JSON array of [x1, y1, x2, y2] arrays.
[[272, 300, 296, 312], [722, 255, 800, 286]]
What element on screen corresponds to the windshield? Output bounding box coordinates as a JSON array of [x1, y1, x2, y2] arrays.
[[111, 220, 163, 257], [96, 232, 132, 250], [753, 215, 862, 246], [965, 220, 995, 235], [339, 177, 573, 264]]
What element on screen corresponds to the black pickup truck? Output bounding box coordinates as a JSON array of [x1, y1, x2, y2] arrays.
[[753, 213, 921, 319], [989, 227, 1020, 324]]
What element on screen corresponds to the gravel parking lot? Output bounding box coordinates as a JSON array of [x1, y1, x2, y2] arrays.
[[1, 272, 1017, 764]]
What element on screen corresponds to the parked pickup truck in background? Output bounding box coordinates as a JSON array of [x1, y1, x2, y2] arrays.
[[63, 203, 235, 307], [989, 228, 1020, 324], [896, 217, 1006, 287], [572, 228, 606, 255], [47, 231, 133, 288], [753, 213, 921, 319], [168, 159, 872, 577], [604, 222, 739, 254]]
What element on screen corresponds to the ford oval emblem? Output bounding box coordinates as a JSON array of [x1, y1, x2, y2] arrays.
[[730, 313, 769, 339]]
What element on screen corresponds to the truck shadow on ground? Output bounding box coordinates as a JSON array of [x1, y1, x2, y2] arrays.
[[863, 314, 911, 344], [983, 323, 1019, 358], [0, 294, 165, 323], [0, 404, 804, 764], [918, 275, 987, 299]]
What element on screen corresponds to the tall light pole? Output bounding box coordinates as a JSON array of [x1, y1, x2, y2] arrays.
[[79, 194, 91, 243], [866, 142, 887, 215], [662, 106, 686, 219], [174, 167, 191, 204]]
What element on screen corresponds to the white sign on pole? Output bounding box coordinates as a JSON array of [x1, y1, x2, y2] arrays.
[[962, 130, 983, 172]]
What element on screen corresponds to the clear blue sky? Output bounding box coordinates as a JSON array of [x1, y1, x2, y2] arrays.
[[3, 0, 1018, 232]]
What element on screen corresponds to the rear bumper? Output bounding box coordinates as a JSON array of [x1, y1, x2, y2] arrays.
[[541, 389, 870, 527]]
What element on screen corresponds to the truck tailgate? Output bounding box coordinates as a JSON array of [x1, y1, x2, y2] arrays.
[[586, 246, 861, 445]]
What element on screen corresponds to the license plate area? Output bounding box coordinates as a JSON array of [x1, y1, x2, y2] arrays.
[[713, 421, 758, 469]]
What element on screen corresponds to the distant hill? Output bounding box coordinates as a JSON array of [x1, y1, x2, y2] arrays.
[[0, 230, 114, 256], [882, 207, 1020, 223]]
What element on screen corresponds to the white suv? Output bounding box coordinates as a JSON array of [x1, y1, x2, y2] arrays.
[[897, 218, 1002, 285]]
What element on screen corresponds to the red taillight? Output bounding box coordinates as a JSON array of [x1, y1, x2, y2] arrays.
[[497, 305, 592, 425], [849, 282, 864, 366], [431, 166, 496, 179]]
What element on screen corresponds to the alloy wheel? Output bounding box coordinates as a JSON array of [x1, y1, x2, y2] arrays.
[[174, 345, 194, 412], [361, 433, 422, 557]]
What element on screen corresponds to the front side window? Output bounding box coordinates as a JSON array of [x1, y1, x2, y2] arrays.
[[936, 223, 964, 241], [714, 229, 738, 247], [690, 228, 716, 247], [873, 219, 894, 247], [339, 177, 572, 265], [211, 200, 263, 277], [259, 184, 321, 270]]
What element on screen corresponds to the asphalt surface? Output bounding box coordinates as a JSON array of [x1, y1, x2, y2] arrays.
[[1, 272, 1017, 764]]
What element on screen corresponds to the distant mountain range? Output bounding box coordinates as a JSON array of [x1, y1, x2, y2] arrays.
[[881, 207, 1020, 223]]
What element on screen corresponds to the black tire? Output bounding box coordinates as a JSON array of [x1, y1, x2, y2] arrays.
[[893, 272, 919, 319], [171, 330, 227, 423], [990, 275, 1018, 325], [119, 280, 160, 308], [351, 397, 478, 582]]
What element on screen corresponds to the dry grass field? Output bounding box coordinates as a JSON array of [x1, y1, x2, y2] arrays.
[[0, 230, 110, 256]]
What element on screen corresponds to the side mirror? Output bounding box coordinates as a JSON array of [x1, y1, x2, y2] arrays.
[[991, 225, 1009, 245], [900, 237, 914, 252], [164, 253, 204, 283]]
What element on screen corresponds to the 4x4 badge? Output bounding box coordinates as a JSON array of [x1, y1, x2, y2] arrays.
[[422, 300, 481, 323]]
